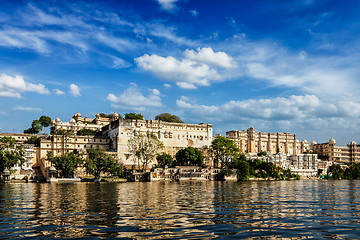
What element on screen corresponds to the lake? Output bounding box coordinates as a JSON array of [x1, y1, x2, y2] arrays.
[[1, 180, 360, 239]]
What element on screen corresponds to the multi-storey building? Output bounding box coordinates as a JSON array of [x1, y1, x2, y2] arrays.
[[35, 135, 111, 179], [250, 153, 324, 177], [51, 112, 120, 134], [101, 118, 213, 168], [226, 127, 309, 154], [311, 138, 360, 164]]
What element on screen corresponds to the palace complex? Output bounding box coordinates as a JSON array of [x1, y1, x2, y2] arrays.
[[101, 118, 213, 167], [311, 138, 360, 164], [226, 127, 309, 154], [51, 112, 120, 134], [2, 112, 352, 181]]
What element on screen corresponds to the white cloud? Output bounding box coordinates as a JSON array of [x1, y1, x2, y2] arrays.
[[107, 85, 162, 111], [163, 83, 172, 88], [112, 57, 131, 69], [0, 73, 49, 98], [184, 47, 235, 68], [12, 106, 42, 112], [135, 47, 236, 89], [69, 84, 81, 97], [189, 10, 198, 16], [176, 94, 360, 123], [146, 23, 196, 46], [54, 89, 65, 95], [156, 0, 178, 11]]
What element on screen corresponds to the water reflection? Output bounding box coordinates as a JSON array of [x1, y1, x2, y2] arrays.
[[1, 181, 360, 239]]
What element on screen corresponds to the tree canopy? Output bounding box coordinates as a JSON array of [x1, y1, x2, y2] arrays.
[[128, 133, 164, 172], [24, 115, 52, 134], [327, 163, 360, 180], [39, 116, 52, 134], [125, 112, 144, 120], [84, 147, 121, 179], [155, 113, 183, 123], [156, 153, 173, 168], [0, 137, 25, 174], [24, 136, 41, 147], [77, 128, 99, 136], [24, 120, 42, 134], [210, 136, 239, 168], [47, 151, 83, 178], [175, 147, 204, 166], [100, 113, 116, 118]]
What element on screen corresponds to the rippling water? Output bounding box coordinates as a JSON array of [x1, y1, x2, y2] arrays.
[[1, 180, 360, 239]]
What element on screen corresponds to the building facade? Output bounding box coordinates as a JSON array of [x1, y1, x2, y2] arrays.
[[50, 112, 120, 134], [311, 138, 360, 164], [102, 118, 213, 167], [34, 134, 111, 179], [250, 153, 324, 177], [226, 127, 309, 155]]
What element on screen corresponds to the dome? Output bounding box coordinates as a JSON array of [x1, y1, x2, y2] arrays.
[[96, 113, 100, 118], [113, 112, 119, 117], [302, 139, 308, 143], [348, 141, 357, 146], [56, 117, 61, 122], [70, 118, 76, 123], [329, 137, 336, 144], [311, 139, 317, 145]]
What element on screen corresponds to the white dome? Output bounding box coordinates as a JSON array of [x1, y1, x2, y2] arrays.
[[329, 137, 336, 144]]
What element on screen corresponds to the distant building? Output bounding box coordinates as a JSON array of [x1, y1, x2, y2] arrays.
[[101, 118, 213, 168], [51, 112, 120, 134], [311, 138, 360, 164], [226, 126, 309, 155], [249, 153, 326, 177]]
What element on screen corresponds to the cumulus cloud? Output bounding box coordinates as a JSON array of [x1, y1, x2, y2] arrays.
[[107, 85, 162, 111], [12, 106, 42, 112], [135, 47, 235, 89], [0, 73, 49, 98], [156, 0, 178, 11], [176, 95, 360, 125], [184, 47, 235, 68], [54, 89, 65, 95], [69, 84, 81, 97]]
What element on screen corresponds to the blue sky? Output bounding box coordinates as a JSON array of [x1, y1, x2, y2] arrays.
[[1, 0, 360, 145]]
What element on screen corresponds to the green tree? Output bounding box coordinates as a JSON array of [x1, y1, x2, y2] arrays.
[[328, 164, 344, 179], [53, 129, 74, 135], [0, 137, 25, 174], [100, 113, 116, 118], [210, 136, 239, 168], [155, 113, 183, 123], [257, 151, 267, 156], [24, 136, 41, 147], [77, 128, 99, 136], [47, 151, 83, 178], [84, 147, 121, 179], [175, 147, 204, 166], [236, 160, 250, 181], [128, 133, 164, 172], [125, 112, 144, 120], [156, 153, 173, 168], [39, 115, 52, 134], [24, 120, 42, 134], [344, 163, 360, 179]]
